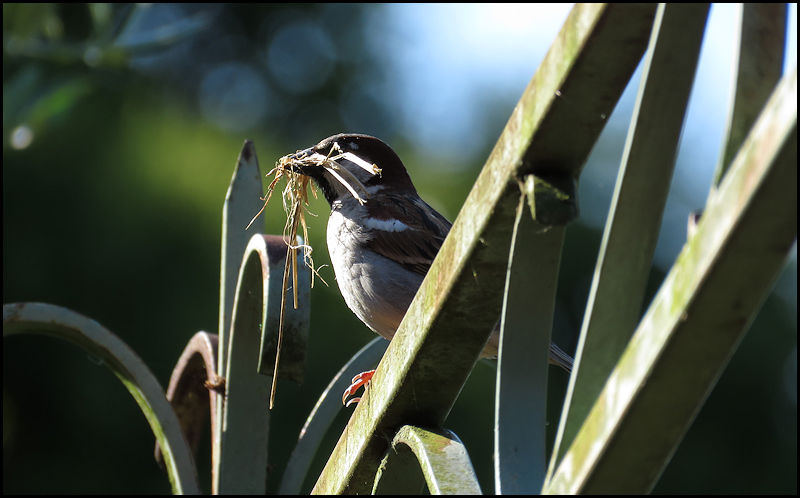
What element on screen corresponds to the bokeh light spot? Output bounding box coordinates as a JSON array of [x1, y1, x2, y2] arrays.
[[266, 21, 335, 95], [198, 62, 271, 132], [10, 125, 34, 150]]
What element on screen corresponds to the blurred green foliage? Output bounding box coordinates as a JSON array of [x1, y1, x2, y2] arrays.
[[3, 4, 795, 494]]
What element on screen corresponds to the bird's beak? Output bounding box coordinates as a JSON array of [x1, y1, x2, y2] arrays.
[[289, 146, 315, 160], [283, 146, 319, 175]]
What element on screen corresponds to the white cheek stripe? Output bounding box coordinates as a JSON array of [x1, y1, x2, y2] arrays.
[[364, 217, 410, 232]]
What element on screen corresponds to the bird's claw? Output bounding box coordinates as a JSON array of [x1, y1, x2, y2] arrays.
[[342, 369, 375, 407]]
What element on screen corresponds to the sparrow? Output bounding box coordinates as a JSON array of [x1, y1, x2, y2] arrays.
[[287, 133, 573, 405]]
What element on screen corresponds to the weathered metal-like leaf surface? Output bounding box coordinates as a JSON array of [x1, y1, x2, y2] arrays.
[[3, 302, 200, 494]]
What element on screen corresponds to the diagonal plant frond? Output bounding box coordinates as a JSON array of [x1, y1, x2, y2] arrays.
[[372, 425, 482, 494], [545, 66, 797, 495], [218, 140, 264, 367], [2, 303, 200, 494], [549, 3, 710, 473], [155, 331, 220, 474], [215, 232, 310, 493], [493, 179, 572, 493], [710, 3, 787, 189], [279, 337, 389, 495]]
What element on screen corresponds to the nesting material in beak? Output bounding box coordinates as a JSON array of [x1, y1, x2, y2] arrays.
[[245, 140, 383, 409], [286, 142, 383, 205]]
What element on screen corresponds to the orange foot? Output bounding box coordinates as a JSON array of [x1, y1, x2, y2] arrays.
[[342, 370, 375, 407]]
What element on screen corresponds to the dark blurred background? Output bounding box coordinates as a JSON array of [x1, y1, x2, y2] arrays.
[[3, 4, 796, 494]]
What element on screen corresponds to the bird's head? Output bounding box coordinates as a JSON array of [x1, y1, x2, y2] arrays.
[[286, 133, 417, 206]]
